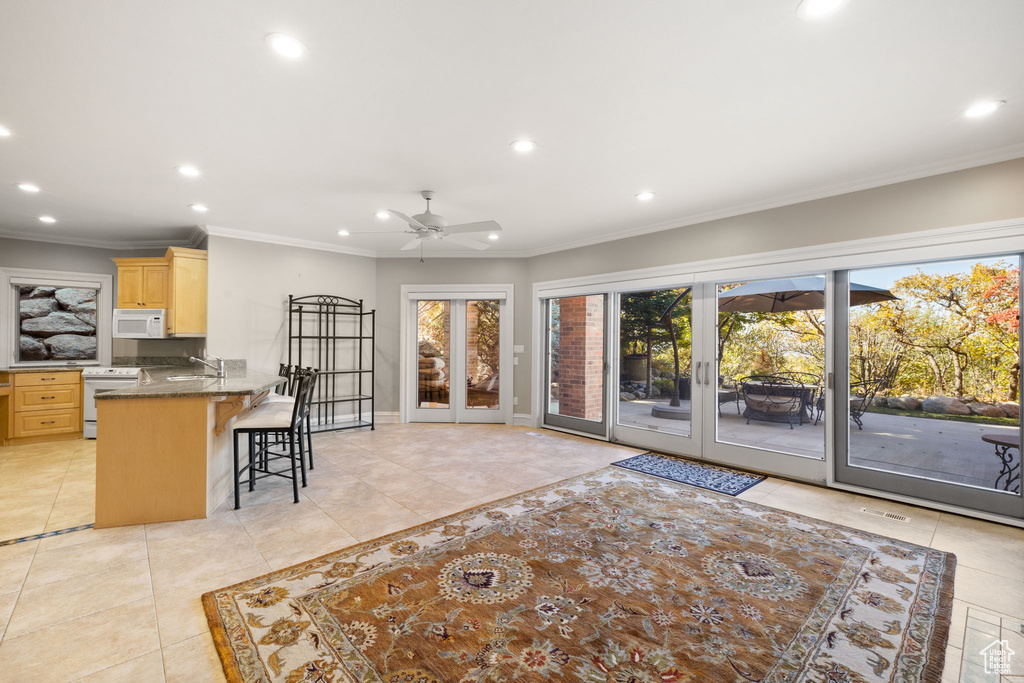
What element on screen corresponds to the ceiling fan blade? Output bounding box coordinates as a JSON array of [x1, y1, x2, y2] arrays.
[[387, 209, 428, 230], [444, 220, 502, 234], [343, 230, 413, 234], [444, 234, 490, 251], [399, 237, 423, 251]]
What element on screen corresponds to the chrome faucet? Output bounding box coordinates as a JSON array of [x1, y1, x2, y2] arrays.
[[190, 354, 226, 379]]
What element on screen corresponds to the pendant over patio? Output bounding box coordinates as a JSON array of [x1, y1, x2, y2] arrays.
[[718, 276, 897, 312]]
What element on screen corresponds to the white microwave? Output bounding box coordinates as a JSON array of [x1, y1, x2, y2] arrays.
[[112, 309, 167, 338]]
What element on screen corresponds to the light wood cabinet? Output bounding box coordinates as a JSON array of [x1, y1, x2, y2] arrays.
[[113, 248, 207, 335], [7, 371, 83, 441], [114, 261, 170, 309]]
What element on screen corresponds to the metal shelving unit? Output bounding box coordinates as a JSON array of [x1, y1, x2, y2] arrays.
[[287, 295, 375, 432]]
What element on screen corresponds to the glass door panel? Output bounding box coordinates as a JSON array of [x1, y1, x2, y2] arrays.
[[835, 257, 1023, 518], [465, 300, 500, 411], [416, 300, 451, 411], [544, 295, 608, 436], [714, 276, 826, 460]]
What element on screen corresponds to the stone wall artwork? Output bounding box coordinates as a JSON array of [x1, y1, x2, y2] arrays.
[[18, 285, 98, 361]]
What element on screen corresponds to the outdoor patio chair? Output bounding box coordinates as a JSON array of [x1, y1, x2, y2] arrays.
[[717, 378, 741, 417], [775, 371, 822, 420], [739, 375, 805, 429], [814, 378, 883, 430]]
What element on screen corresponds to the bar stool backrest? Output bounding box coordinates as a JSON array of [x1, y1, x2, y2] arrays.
[[277, 364, 301, 396], [289, 368, 318, 429]]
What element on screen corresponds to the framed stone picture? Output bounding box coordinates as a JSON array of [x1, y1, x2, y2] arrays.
[[17, 284, 100, 362]]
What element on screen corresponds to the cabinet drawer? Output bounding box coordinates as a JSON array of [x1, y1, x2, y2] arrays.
[[13, 408, 81, 438], [15, 385, 81, 411], [14, 371, 82, 387]]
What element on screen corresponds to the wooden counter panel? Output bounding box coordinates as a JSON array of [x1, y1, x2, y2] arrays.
[[96, 396, 209, 527]]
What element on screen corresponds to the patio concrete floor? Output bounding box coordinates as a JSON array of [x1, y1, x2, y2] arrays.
[[618, 398, 1018, 492]]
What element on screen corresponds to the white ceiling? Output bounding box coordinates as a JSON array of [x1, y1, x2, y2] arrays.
[[1, 1, 1022, 256]]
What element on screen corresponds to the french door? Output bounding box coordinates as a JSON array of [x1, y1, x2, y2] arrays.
[[542, 295, 609, 436], [407, 295, 511, 424]]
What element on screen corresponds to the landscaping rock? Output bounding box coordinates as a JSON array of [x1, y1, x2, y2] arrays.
[[54, 287, 97, 308], [19, 298, 60, 320], [966, 402, 1006, 418], [887, 396, 922, 411], [871, 396, 889, 408], [620, 392, 636, 401], [418, 340, 440, 358], [27, 286, 57, 299], [21, 312, 95, 337], [19, 335, 48, 360], [418, 356, 445, 370], [921, 396, 971, 415], [997, 401, 1020, 419], [46, 334, 97, 360]]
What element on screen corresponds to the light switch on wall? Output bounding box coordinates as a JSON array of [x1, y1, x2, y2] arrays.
[[513, 357, 519, 365], [513, 344, 524, 353]]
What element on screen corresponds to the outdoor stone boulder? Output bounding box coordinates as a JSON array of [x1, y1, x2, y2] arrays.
[[921, 395, 971, 415], [997, 401, 1020, 419], [45, 334, 97, 360], [871, 396, 889, 408], [418, 340, 440, 357], [54, 287, 97, 308], [887, 396, 922, 411], [20, 335, 48, 360], [19, 298, 60, 320], [27, 286, 57, 299], [620, 392, 637, 401], [966, 402, 1006, 418], [21, 312, 95, 337]]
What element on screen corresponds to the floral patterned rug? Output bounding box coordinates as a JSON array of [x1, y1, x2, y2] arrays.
[[203, 469, 955, 683], [612, 452, 766, 495]]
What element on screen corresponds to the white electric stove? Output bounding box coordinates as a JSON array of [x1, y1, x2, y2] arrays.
[[83, 367, 142, 438]]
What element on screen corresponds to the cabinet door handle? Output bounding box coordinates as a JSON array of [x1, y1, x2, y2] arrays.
[[42, 396, 55, 400], [40, 421, 55, 425]]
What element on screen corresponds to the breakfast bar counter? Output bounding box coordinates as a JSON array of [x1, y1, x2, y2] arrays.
[[94, 366, 284, 528]]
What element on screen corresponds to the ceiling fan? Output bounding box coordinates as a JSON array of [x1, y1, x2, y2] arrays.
[[344, 190, 501, 252]]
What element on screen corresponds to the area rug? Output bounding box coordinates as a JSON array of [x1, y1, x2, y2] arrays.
[[204, 468, 955, 683], [612, 451, 766, 495]]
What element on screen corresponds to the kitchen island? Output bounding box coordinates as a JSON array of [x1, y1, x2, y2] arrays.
[[94, 366, 284, 528]]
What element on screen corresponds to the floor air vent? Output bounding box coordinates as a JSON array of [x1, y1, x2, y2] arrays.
[[859, 507, 911, 523]]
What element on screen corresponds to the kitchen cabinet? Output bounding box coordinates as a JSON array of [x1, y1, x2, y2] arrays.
[[113, 247, 207, 335], [114, 261, 169, 309], [5, 370, 82, 444]]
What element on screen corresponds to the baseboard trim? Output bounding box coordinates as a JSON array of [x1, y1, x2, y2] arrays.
[[513, 413, 536, 427], [375, 411, 400, 424]]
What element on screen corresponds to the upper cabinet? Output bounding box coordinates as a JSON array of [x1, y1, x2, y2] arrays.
[[114, 247, 207, 336]]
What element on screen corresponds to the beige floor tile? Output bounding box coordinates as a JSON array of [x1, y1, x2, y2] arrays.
[[146, 513, 265, 593], [234, 500, 353, 565], [326, 499, 426, 542], [387, 480, 481, 519], [840, 494, 942, 531], [0, 552, 34, 594], [0, 538, 38, 562], [954, 566, 1024, 617], [0, 590, 18, 641], [942, 646, 963, 683], [24, 524, 148, 589], [931, 528, 1024, 581], [0, 597, 160, 681], [829, 509, 937, 546], [162, 632, 226, 683], [36, 523, 137, 552], [154, 562, 269, 647], [264, 536, 358, 571], [6, 558, 152, 638], [78, 650, 165, 682]]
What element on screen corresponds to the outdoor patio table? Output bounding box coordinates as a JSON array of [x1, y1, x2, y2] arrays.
[[743, 380, 816, 421], [981, 433, 1021, 493]]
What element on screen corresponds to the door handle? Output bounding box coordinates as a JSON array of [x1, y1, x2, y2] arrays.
[[694, 361, 702, 384], [828, 372, 834, 389], [706, 362, 712, 387]]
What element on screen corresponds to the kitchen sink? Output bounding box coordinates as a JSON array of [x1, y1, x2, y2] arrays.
[[165, 374, 220, 381]]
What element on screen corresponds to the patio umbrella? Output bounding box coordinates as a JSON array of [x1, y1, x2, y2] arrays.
[[718, 276, 897, 312]]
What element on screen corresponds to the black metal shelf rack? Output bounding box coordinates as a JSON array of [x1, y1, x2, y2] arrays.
[[287, 295, 375, 433]]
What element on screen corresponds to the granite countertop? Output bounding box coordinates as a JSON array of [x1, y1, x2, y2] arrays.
[[96, 366, 284, 400], [0, 366, 85, 374]]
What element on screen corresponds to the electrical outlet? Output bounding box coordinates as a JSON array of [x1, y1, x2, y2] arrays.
[[513, 397, 519, 406], [513, 357, 519, 365]]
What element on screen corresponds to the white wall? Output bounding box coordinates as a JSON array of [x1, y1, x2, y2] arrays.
[[205, 235, 376, 375]]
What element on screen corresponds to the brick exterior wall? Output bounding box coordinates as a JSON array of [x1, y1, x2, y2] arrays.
[[556, 295, 604, 420]]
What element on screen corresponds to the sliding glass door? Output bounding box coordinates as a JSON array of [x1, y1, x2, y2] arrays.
[[543, 295, 608, 436], [834, 257, 1024, 517]]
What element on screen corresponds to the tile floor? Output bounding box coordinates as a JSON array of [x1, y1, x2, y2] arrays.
[[0, 423, 1021, 681]]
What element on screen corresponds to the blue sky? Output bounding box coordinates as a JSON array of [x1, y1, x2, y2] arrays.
[[852, 256, 1017, 289]]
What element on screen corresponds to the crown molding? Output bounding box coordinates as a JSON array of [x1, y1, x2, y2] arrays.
[[202, 225, 378, 258], [0, 227, 204, 251]]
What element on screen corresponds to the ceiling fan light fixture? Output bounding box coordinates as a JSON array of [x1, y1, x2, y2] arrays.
[[511, 139, 537, 153], [796, 0, 847, 19], [963, 99, 1005, 118], [635, 191, 656, 201], [265, 33, 308, 59], [337, 229, 350, 236]]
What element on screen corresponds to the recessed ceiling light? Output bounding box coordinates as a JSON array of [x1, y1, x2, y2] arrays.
[[488, 234, 499, 241], [189, 204, 208, 212], [635, 191, 656, 201], [963, 100, 1006, 118], [266, 33, 308, 59], [176, 165, 201, 177], [511, 139, 537, 153], [796, 0, 847, 19], [39, 215, 56, 223], [0, 124, 11, 137], [17, 183, 40, 193], [374, 211, 390, 220], [337, 229, 350, 236]]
